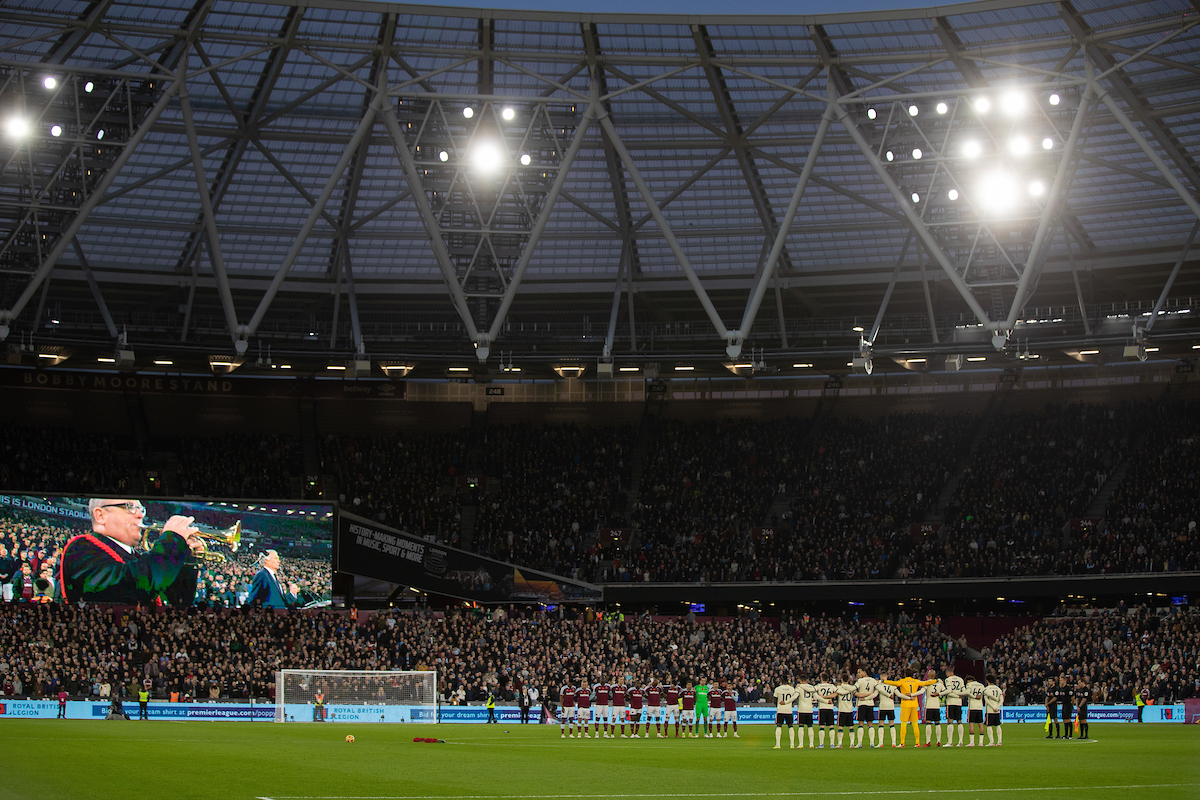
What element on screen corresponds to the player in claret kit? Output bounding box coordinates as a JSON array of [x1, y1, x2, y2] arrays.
[[560, 680, 576, 738], [680, 681, 698, 738], [647, 678, 664, 738], [709, 681, 724, 737], [664, 678, 682, 738], [722, 681, 740, 738], [593, 677, 611, 738], [611, 678, 628, 737], [575, 678, 592, 739], [627, 681, 645, 738]]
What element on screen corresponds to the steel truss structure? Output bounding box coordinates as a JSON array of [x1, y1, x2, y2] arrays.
[[0, 0, 1198, 376]]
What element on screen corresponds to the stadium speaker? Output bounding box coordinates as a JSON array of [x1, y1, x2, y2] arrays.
[[1123, 344, 1147, 361], [115, 349, 135, 369], [852, 355, 873, 375], [350, 358, 371, 378], [945, 354, 963, 372], [597, 362, 614, 378]]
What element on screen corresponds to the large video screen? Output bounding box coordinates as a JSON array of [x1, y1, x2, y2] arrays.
[[0, 494, 333, 608]]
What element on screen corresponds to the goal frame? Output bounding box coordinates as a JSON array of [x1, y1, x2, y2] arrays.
[[274, 668, 439, 724]]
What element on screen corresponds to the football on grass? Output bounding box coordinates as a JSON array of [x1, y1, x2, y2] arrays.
[[345, 735, 355, 743]]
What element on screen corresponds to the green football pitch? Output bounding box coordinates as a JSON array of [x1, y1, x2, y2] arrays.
[[2, 720, 1197, 800]]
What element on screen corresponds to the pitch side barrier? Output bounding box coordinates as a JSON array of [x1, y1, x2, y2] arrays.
[[0, 701, 1187, 724]]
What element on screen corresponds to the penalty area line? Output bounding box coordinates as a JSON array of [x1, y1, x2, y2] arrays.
[[260, 783, 1200, 799]]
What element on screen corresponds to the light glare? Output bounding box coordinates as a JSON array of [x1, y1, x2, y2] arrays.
[[912, 148, 922, 160], [1029, 180, 1045, 196], [963, 140, 982, 159], [50, 125, 62, 137], [948, 188, 959, 201], [501, 106, 516, 121], [977, 170, 1019, 213], [1042, 137, 1054, 150], [84, 81, 94, 93], [96, 129, 105, 140], [911, 192, 920, 203], [438, 150, 449, 162], [1049, 93, 1061, 106], [936, 101, 948, 115], [462, 107, 474, 119], [885, 150, 894, 162], [867, 108, 877, 120], [1000, 90, 1026, 116], [471, 140, 504, 173], [1008, 136, 1030, 156], [5, 116, 29, 139], [519, 153, 531, 166], [43, 76, 57, 90], [908, 104, 919, 117], [974, 97, 991, 114]]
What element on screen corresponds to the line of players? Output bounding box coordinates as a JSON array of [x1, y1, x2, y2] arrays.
[[772, 666, 1006, 750], [558, 675, 740, 739]]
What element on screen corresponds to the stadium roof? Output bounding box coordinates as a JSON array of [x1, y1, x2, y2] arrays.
[[1, 0, 1198, 377]]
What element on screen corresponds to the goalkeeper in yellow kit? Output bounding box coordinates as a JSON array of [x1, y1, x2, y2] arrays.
[[884, 671, 937, 747]]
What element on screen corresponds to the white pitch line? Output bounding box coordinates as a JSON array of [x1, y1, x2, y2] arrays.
[[260, 783, 1200, 800]]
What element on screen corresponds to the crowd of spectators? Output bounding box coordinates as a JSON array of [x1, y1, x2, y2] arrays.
[[0, 425, 130, 495], [984, 603, 1198, 706], [177, 434, 301, 500], [471, 424, 635, 576], [1, 602, 1194, 710], [319, 432, 466, 545]]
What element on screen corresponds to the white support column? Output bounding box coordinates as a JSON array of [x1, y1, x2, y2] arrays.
[[868, 230, 914, 344], [379, 105, 480, 345], [1089, 61, 1200, 223], [832, 101, 994, 329], [736, 95, 834, 350], [1004, 82, 1093, 328], [596, 113, 731, 343], [0, 78, 181, 330], [71, 238, 118, 339], [603, 244, 628, 360], [245, 94, 381, 336], [1145, 220, 1199, 332], [485, 105, 597, 348], [178, 54, 242, 347]]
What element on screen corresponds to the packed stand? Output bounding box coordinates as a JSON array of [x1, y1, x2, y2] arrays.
[[1, 602, 1194, 710], [781, 413, 975, 581], [933, 403, 1148, 578], [629, 418, 810, 582], [984, 604, 1198, 706], [177, 434, 302, 500], [0, 424, 131, 495], [319, 432, 467, 545], [472, 424, 636, 576], [1090, 400, 1199, 574]]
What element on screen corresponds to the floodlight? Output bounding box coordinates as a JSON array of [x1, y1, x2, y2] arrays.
[[96, 129, 105, 140], [1029, 180, 1045, 196], [471, 140, 504, 173], [43, 76, 57, 90], [947, 188, 959, 201], [962, 140, 982, 159], [852, 326, 864, 332], [84, 81, 94, 93], [1008, 136, 1030, 156], [519, 153, 531, 166], [885, 150, 894, 162], [50, 125, 62, 137], [867, 108, 877, 120], [977, 170, 1019, 213], [974, 97, 991, 114], [1000, 90, 1026, 116], [908, 104, 919, 116], [5, 116, 29, 139], [912, 148, 922, 160], [936, 101, 948, 115], [1042, 137, 1054, 150], [1048, 93, 1060, 106], [911, 192, 920, 203], [501, 106, 516, 121], [438, 150, 449, 162], [462, 107, 474, 119]]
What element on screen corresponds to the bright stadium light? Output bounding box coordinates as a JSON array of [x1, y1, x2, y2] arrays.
[[462, 107, 474, 119], [44, 76, 57, 90], [1029, 180, 1046, 196], [96, 129, 105, 140], [1008, 135, 1030, 156], [977, 170, 1019, 213], [1048, 93, 1061, 106], [947, 188, 959, 201], [438, 150, 449, 162], [962, 139, 982, 159], [519, 153, 531, 166], [471, 140, 504, 173], [84, 81, 94, 93], [908, 104, 919, 116], [885, 150, 894, 162], [867, 107, 877, 120], [50, 125, 62, 137], [1042, 137, 1054, 150], [911, 192, 920, 203], [912, 148, 922, 160], [501, 106, 516, 121], [1000, 90, 1026, 116], [974, 97, 991, 114], [936, 101, 948, 115], [5, 116, 29, 139]]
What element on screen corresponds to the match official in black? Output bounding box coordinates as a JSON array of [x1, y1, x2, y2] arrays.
[[1075, 678, 1091, 740], [1045, 680, 1059, 739], [1058, 675, 1074, 739]]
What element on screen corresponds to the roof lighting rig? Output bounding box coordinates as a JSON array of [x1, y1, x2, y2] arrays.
[[0, 67, 158, 276]]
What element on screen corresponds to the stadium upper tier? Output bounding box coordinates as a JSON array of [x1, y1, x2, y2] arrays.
[[1, 0, 1199, 372], [0, 602, 1194, 710], [1, 397, 1196, 583]]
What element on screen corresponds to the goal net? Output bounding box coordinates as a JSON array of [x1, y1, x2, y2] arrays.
[[274, 669, 438, 724]]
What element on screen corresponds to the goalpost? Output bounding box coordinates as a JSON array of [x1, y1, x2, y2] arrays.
[[274, 669, 438, 724]]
